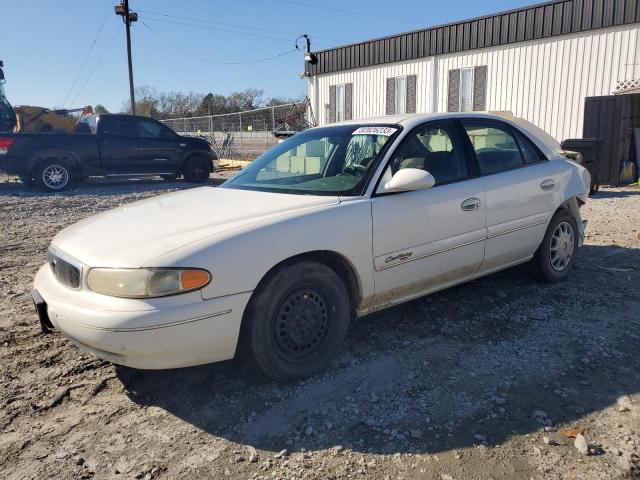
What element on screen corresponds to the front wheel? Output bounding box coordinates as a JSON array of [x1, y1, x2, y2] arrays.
[[183, 156, 210, 183], [533, 210, 579, 282], [242, 261, 350, 382], [35, 161, 72, 192]]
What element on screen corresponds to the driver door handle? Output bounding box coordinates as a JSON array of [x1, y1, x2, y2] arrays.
[[461, 197, 481, 211]]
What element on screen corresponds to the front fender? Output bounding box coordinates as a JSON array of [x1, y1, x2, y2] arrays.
[[144, 199, 375, 304]]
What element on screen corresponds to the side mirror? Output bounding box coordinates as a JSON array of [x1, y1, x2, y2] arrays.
[[384, 168, 435, 192]]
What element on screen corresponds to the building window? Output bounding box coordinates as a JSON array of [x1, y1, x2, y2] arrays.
[[394, 76, 407, 114], [460, 67, 473, 112], [448, 66, 487, 113], [335, 84, 345, 122]]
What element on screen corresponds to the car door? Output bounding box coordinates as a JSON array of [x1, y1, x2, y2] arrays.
[[99, 116, 144, 175], [371, 120, 487, 304], [133, 117, 181, 174], [100, 116, 179, 175], [460, 119, 561, 273]]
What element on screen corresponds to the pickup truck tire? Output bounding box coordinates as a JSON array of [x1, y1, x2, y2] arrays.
[[35, 161, 72, 192], [183, 156, 210, 183], [242, 261, 350, 382]]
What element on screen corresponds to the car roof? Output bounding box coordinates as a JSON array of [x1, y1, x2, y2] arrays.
[[328, 112, 560, 153]]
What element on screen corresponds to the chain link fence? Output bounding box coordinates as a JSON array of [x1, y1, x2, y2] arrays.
[[161, 103, 304, 160]]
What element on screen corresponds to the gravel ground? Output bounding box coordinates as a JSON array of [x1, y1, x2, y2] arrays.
[[0, 176, 639, 480]]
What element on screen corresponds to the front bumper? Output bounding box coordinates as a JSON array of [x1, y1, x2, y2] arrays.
[[32, 264, 252, 369]]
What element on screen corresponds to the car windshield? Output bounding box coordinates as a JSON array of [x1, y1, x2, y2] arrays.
[[221, 124, 400, 196]]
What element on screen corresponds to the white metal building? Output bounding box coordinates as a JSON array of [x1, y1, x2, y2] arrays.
[[305, 0, 640, 141]]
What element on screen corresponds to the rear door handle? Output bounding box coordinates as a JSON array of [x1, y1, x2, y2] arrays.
[[461, 197, 481, 211], [540, 179, 555, 191]]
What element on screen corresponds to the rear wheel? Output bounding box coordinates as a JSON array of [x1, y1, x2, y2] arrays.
[[36, 161, 71, 192], [533, 210, 578, 282], [242, 261, 350, 382], [183, 156, 210, 183]]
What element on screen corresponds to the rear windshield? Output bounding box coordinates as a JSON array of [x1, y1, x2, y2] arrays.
[[222, 124, 400, 196]]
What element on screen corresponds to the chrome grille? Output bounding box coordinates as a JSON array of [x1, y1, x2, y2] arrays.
[[48, 248, 81, 289]]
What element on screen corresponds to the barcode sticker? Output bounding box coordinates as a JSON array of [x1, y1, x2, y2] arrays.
[[352, 126, 398, 136]]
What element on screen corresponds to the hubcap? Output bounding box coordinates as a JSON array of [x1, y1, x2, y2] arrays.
[[549, 221, 575, 271], [273, 288, 328, 359], [42, 165, 69, 189]]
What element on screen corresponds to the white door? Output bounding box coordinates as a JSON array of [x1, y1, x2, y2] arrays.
[[371, 120, 486, 305], [460, 119, 561, 273]]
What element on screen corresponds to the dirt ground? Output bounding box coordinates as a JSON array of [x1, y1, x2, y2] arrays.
[[0, 175, 639, 480]]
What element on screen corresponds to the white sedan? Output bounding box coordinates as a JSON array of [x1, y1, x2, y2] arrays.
[[32, 113, 590, 381]]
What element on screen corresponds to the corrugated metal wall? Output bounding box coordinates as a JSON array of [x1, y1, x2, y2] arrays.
[[308, 24, 640, 141], [307, 0, 640, 76]]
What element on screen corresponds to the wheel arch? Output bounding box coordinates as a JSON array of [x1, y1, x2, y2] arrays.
[[248, 250, 363, 314], [29, 149, 82, 175]]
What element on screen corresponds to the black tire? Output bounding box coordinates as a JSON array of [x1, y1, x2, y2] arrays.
[[182, 156, 210, 183], [533, 209, 579, 282], [35, 160, 72, 192], [242, 261, 350, 382]]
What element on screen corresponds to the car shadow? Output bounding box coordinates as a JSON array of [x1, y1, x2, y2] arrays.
[[116, 243, 640, 455]]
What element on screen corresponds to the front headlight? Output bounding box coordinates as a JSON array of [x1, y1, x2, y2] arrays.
[[87, 268, 211, 298]]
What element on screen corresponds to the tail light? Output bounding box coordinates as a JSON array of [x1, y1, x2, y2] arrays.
[[0, 137, 14, 154]]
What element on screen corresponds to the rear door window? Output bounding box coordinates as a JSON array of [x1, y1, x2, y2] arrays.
[[100, 117, 137, 137], [462, 121, 524, 175]]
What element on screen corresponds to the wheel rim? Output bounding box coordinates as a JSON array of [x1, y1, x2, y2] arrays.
[[549, 221, 575, 271], [42, 165, 69, 189], [272, 287, 329, 360]]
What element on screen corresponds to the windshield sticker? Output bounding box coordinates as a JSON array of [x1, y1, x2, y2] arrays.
[[352, 126, 398, 136]]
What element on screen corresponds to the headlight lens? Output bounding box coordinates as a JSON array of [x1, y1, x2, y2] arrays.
[[87, 268, 211, 298]]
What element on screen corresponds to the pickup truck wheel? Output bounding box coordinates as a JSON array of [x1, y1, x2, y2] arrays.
[[36, 161, 71, 191], [183, 156, 210, 183], [243, 261, 350, 382], [533, 210, 578, 282], [182, 157, 209, 183]]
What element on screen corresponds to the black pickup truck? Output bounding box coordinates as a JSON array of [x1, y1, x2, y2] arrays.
[[0, 114, 217, 191]]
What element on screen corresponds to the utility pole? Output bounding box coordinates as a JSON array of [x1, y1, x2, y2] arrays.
[[115, 1, 138, 114]]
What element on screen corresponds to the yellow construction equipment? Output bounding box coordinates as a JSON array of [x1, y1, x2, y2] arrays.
[[12, 105, 94, 133]]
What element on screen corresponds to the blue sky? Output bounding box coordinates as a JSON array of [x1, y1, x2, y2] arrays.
[[2, 0, 536, 113]]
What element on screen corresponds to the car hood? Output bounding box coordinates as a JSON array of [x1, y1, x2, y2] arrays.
[[52, 187, 340, 267]]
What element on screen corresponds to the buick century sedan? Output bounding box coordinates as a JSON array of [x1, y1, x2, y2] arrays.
[[33, 113, 590, 381]]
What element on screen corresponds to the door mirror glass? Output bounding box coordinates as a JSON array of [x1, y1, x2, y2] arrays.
[[384, 167, 435, 192]]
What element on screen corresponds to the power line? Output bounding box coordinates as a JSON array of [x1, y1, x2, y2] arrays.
[[141, 21, 298, 65], [61, 6, 112, 107], [143, 16, 292, 42], [69, 25, 122, 107], [270, 0, 427, 24], [138, 8, 340, 42]]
